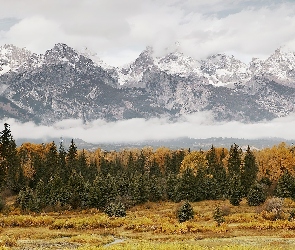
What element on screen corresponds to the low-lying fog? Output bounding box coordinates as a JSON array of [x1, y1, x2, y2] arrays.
[[2, 111, 295, 144]]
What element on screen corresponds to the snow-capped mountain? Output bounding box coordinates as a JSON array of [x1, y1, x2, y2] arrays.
[[0, 43, 294, 124]]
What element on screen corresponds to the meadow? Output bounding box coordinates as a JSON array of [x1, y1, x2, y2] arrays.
[[0, 199, 295, 249], [1, 124, 295, 249]]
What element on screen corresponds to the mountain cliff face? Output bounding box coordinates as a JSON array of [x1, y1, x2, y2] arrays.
[[0, 43, 294, 124]]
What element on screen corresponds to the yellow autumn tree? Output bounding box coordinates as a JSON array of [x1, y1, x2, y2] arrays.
[[255, 142, 295, 181], [180, 150, 208, 176]]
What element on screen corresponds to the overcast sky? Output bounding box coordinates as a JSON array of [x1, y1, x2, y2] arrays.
[[1, 1, 295, 144], [1, 0, 295, 66]]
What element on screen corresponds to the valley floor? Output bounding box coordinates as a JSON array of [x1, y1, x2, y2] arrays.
[[0, 200, 295, 249]]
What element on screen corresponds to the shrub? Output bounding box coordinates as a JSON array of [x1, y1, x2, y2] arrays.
[[247, 183, 267, 206], [220, 205, 231, 216], [104, 201, 126, 217], [261, 197, 284, 220], [176, 201, 194, 223]]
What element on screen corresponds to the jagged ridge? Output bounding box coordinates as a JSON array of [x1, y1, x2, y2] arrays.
[[0, 43, 294, 124]]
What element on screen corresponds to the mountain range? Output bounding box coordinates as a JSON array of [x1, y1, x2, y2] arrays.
[[0, 43, 295, 124]]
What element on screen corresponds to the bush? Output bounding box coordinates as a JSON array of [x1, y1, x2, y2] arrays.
[[261, 197, 284, 220], [104, 201, 126, 217], [247, 183, 267, 206], [176, 201, 194, 223]]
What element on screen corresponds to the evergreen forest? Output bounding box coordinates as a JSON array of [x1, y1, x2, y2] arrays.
[[0, 123, 294, 213]]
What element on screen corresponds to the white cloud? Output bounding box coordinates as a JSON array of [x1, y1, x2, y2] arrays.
[[3, 112, 295, 145], [0, 1, 294, 65], [3, 16, 64, 53]]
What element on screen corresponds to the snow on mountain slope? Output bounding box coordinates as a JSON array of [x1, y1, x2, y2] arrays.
[[155, 51, 202, 77], [0, 43, 295, 124], [250, 48, 295, 87], [0, 44, 37, 75], [117, 48, 253, 88], [200, 54, 251, 87]]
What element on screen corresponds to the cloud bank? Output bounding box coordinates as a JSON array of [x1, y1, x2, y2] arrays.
[[3, 112, 295, 145], [0, 1, 295, 66]]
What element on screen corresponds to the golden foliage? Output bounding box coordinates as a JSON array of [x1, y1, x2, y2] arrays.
[[180, 151, 207, 175], [255, 142, 295, 181]]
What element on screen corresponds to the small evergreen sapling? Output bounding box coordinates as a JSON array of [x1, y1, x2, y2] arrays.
[[104, 201, 126, 217], [247, 183, 266, 206], [176, 201, 194, 223], [213, 206, 225, 226]]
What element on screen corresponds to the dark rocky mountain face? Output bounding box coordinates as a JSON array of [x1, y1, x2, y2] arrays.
[[0, 43, 294, 124]]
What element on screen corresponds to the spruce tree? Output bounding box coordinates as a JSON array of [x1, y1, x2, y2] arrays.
[[227, 144, 242, 179], [213, 206, 225, 226], [175, 168, 197, 202], [58, 141, 67, 180], [227, 144, 243, 205], [275, 171, 295, 198], [206, 145, 227, 198], [176, 201, 194, 223], [241, 146, 258, 196], [43, 142, 59, 183], [247, 183, 267, 206], [77, 149, 88, 175], [0, 123, 22, 191], [66, 139, 78, 174], [229, 175, 243, 206]]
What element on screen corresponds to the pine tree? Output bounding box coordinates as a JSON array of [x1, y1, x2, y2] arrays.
[[241, 146, 258, 196], [275, 171, 295, 198], [166, 173, 178, 201], [227, 144, 242, 179], [213, 206, 225, 226], [58, 141, 67, 180], [175, 168, 197, 202], [43, 142, 59, 183], [247, 183, 267, 206], [68, 171, 89, 209], [77, 150, 88, 175], [66, 139, 78, 174], [229, 175, 243, 206], [0, 123, 22, 191], [176, 201, 194, 223], [206, 145, 227, 198], [227, 144, 243, 205]]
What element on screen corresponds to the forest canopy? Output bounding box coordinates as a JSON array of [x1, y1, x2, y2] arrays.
[[0, 123, 294, 212]]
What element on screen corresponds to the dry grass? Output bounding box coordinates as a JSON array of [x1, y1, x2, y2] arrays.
[[0, 199, 294, 249]]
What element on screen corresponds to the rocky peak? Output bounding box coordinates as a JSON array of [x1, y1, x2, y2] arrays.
[[44, 43, 82, 66], [0, 44, 34, 75], [199, 54, 250, 86], [117, 46, 156, 87], [132, 46, 154, 70], [250, 48, 295, 86], [155, 51, 201, 77]]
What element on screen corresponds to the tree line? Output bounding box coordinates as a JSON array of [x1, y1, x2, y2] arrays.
[[0, 123, 294, 212]]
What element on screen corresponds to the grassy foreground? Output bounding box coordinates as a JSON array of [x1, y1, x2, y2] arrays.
[[0, 199, 295, 249]]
